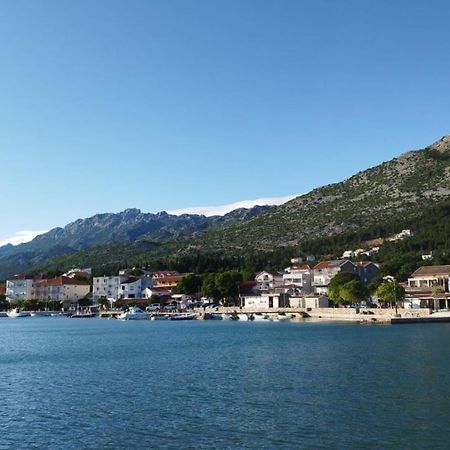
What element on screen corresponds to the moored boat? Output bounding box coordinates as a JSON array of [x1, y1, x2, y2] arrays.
[[7, 308, 30, 318], [169, 313, 197, 321], [70, 311, 97, 318], [118, 306, 149, 320]]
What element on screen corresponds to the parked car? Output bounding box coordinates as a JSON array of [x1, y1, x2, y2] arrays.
[[146, 303, 161, 312], [163, 304, 177, 311]]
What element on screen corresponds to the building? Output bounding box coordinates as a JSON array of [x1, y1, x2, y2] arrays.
[[282, 265, 313, 294], [241, 293, 289, 309], [254, 271, 284, 293], [356, 262, 380, 284], [33, 276, 91, 309], [6, 274, 38, 302], [408, 265, 450, 292], [289, 294, 329, 309], [93, 275, 129, 302], [312, 260, 357, 294], [152, 271, 185, 290], [405, 265, 450, 310]]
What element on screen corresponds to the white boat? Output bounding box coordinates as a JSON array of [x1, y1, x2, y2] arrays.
[[169, 313, 197, 321], [221, 313, 239, 321], [70, 311, 96, 319], [118, 306, 149, 320], [150, 314, 169, 320], [237, 313, 250, 321], [252, 313, 271, 322], [277, 312, 293, 321], [7, 308, 30, 318]]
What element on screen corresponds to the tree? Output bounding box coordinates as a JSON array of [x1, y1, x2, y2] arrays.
[[375, 281, 405, 308], [328, 273, 360, 305], [215, 271, 243, 304], [202, 274, 221, 300], [175, 274, 202, 295], [97, 296, 109, 309], [148, 294, 160, 305], [0, 295, 9, 311], [339, 279, 369, 304]]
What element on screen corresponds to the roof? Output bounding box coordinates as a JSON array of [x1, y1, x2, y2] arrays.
[[255, 271, 282, 278], [35, 276, 91, 287], [290, 265, 311, 271], [152, 271, 181, 278], [411, 265, 450, 278], [313, 260, 348, 270]]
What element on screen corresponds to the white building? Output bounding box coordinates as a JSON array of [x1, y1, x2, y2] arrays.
[[93, 275, 129, 302], [282, 265, 313, 294], [241, 293, 288, 309], [255, 271, 284, 293], [5, 275, 36, 302], [289, 294, 329, 309], [33, 276, 91, 309]]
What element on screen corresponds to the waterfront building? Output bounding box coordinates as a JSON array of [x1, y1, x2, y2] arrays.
[[241, 293, 289, 309], [282, 265, 313, 294], [254, 271, 284, 293], [6, 274, 39, 302], [152, 271, 185, 291], [289, 294, 329, 309], [313, 260, 358, 294], [33, 276, 91, 310]]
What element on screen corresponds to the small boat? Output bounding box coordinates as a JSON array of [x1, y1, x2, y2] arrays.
[[70, 311, 97, 318], [221, 313, 239, 321], [169, 313, 197, 321], [277, 312, 293, 321], [150, 314, 169, 320], [118, 306, 148, 320], [7, 308, 30, 318], [237, 313, 250, 321], [252, 313, 271, 322]]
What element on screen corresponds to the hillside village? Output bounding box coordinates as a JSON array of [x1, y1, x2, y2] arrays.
[[2, 255, 450, 314]]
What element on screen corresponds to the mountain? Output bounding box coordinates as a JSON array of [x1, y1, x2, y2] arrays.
[[201, 135, 450, 250], [0, 205, 272, 279], [1, 135, 449, 280]]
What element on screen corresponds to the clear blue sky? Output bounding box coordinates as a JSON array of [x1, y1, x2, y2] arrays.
[[0, 0, 449, 241]]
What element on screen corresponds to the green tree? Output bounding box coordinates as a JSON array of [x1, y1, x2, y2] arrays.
[[0, 294, 9, 311], [339, 279, 369, 304], [375, 281, 405, 308], [175, 274, 202, 295], [216, 271, 243, 304], [96, 296, 109, 309], [202, 274, 221, 300], [328, 273, 360, 305], [147, 294, 161, 305]]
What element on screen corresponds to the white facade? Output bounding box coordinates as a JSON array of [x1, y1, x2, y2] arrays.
[[93, 275, 129, 301], [289, 295, 329, 309], [241, 294, 282, 309], [283, 266, 312, 294], [6, 277, 35, 302], [255, 271, 284, 293]]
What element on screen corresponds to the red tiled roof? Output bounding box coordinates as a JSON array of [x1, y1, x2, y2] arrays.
[[35, 276, 90, 287], [313, 260, 347, 270], [291, 265, 311, 270]]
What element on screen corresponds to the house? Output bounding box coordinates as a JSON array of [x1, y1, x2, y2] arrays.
[[405, 265, 450, 310], [407, 265, 450, 292], [93, 275, 129, 302], [312, 260, 357, 294], [152, 271, 185, 290], [289, 294, 329, 309], [33, 276, 91, 310], [255, 271, 284, 293], [355, 262, 380, 284], [282, 265, 313, 295], [422, 253, 433, 261], [6, 274, 40, 302], [240, 293, 289, 309]]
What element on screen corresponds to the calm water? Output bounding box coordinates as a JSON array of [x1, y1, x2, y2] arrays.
[[0, 318, 449, 449]]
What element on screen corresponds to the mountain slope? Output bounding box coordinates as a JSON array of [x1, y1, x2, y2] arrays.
[[0, 206, 271, 279], [202, 135, 450, 250]]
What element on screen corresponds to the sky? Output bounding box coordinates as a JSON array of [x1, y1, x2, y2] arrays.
[[0, 0, 449, 245]]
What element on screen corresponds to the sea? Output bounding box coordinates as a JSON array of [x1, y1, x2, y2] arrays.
[[1, 318, 450, 449]]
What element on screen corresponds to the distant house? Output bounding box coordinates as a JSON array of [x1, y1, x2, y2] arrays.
[[241, 293, 289, 309], [255, 271, 284, 293], [408, 265, 450, 292], [282, 265, 313, 295], [6, 274, 41, 302], [312, 260, 357, 294], [33, 276, 91, 310], [152, 271, 185, 290], [355, 262, 380, 284], [93, 275, 129, 302], [289, 294, 329, 309]]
